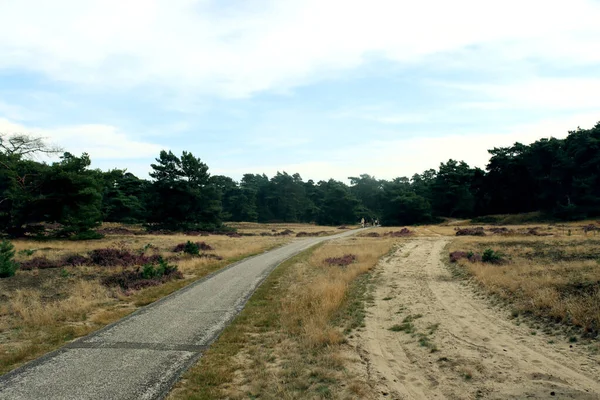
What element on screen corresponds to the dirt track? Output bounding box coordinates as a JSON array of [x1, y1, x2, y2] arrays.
[[351, 237, 600, 399]]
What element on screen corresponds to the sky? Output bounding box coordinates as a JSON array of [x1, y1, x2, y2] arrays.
[[0, 0, 599, 182]]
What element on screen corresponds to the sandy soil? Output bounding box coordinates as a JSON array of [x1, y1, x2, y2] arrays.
[[349, 237, 600, 400]]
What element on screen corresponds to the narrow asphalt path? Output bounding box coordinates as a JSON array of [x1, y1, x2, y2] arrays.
[[0, 229, 362, 400]]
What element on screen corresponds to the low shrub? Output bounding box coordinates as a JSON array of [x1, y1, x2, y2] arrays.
[[324, 254, 357, 267], [62, 254, 90, 266], [96, 227, 141, 236], [88, 248, 161, 267], [142, 257, 178, 279], [69, 230, 105, 241], [488, 227, 511, 234], [296, 231, 329, 237], [19, 257, 62, 270], [449, 251, 468, 263], [184, 241, 200, 256], [362, 232, 381, 237], [449, 251, 482, 263], [102, 257, 183, 291], [455, 227, 486, 236], [172, 241, 214, 253], [384, 228, 414, 237], [0, 240, 18, 278], [19, 249, 162, 271], [482, 249, 503, 264]]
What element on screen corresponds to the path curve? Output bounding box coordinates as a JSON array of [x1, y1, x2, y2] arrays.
[[0, 229, 361, 400]]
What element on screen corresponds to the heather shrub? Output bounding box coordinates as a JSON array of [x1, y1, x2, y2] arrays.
[[455, 227, 486, 236], [449, 251, 468, 263], [173, 241, 214, 254], [468, 252, 482, 262], [103, 257, 182, 291], [384, 228, 414, 237], [19, 257, 62, 270], [0, 240, 18, 278], [449, 251, 482, 263], [62, 254, 90, 266], [324, 254, 357, 267], [362, 232, 381, 237], [88, 248, 159, 267]]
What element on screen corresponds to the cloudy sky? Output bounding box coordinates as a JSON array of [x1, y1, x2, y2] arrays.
[[1, 0, 599, 181]]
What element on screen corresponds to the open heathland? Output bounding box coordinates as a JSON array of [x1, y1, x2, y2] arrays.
[[0, 223, 340, 375]]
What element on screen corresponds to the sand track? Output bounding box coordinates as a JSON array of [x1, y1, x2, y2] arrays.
[[352, 238, 600, 399]]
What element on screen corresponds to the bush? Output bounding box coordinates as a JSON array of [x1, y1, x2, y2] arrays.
[[362, 232, 381, 237], [482, 249, 503, 264], [449, 251, 468, 263], [142, 257, 178, 279], [69, 230, 105, 241], [19, 257, 62, 270], [455, 227, 486, 236], [88, 248, 160, 267], [0, 240, 18, 278], [184, 241, 200, 255], [324, 254, 357, 267], [62, 254, 90, 266], [173, 241, 214, 254], [103, 257, 182, 291], [384, 228, 414, 237], [449, 251, 482, 263]]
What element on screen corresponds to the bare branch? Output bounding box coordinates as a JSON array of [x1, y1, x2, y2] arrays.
[[0, 132, 63, 158]]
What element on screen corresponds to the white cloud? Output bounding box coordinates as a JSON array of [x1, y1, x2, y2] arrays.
[[0, 0, 599, 98], [332, 105, 428, 125], [444, 78, 600, 110], [216, 113, 600, 182], [0, 118, 162, 161]]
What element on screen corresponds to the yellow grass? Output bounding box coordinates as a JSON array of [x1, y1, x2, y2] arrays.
[[227, 221, 355, 236], [448, 235, 600, 335], [281, 238, 393, 347], [0, 224, 314, 375], [9, 281, 110, 327]]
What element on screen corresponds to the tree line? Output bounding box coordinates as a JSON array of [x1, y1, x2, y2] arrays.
[[1, 121, 599, 237]]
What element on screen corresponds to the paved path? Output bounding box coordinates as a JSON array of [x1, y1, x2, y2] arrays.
[[0, 230, 361, 400]]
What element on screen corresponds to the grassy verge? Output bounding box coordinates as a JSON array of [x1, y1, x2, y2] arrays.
[[448, 236, 600, 338], [168, 236, 395, 400], [0, 232, 290, 375]]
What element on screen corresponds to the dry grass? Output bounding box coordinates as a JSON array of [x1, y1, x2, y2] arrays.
[[169, 236, 396, 400], [227, 222, 355, 236], [280, 238, 393, 348], [448, 235, 600, 336], [419, 219, 600, 238], [0, 224, 317, 375], [8, 281, 110, 327]]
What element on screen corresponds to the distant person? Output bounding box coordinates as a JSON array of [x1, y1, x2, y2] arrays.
[[361, 217, 365, 228]]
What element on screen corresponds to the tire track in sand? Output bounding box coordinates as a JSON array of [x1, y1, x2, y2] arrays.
[[351, 237, 600, 400]]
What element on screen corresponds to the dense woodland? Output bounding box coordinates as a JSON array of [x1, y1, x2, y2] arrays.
[[1, 121, 599, 237]]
